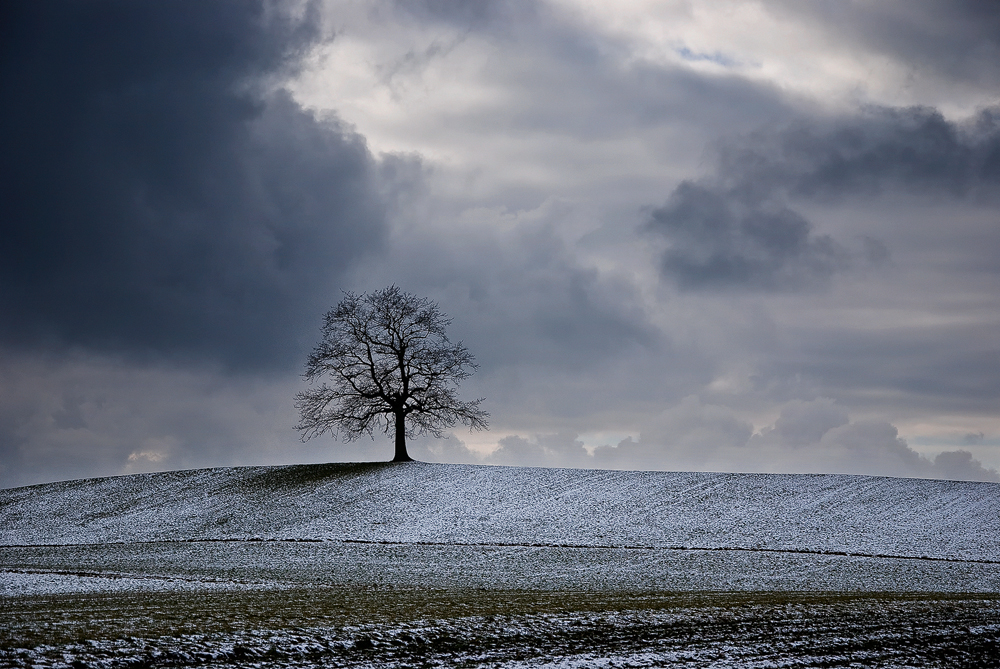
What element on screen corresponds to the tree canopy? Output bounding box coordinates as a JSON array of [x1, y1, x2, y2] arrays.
[[295, 286, 488, 461]]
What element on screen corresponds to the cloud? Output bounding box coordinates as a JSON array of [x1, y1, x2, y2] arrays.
[[451, 397, 999, 482], [586, 397, 749, 472], [488, 433, 590, 468], [0, 0, 390, 370], [345, 198, 712, 433], [716, 106, 1000, 200], [746, 400, 927, 477], [391, 0, 523, 28], [647, 181, 850, 291], [0, 350, 362, 489], [413, 399, 999, 482], [647, 105, 1000, 291], [620, 397, 1000, 481], [964, 432, 986, 445], [294, 0, 802, 204], [932, 449, 999, 482], [760, 317, 1000, 417], [772, 0, 1000, 93]]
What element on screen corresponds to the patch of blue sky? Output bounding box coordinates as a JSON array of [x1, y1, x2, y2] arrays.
[[674, 46, 740, 68]]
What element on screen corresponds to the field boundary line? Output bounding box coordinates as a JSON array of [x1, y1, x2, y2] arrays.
[[2, 538, 999, 565]]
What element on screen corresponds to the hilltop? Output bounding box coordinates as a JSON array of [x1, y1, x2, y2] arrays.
[[2, 461, 998, 561]]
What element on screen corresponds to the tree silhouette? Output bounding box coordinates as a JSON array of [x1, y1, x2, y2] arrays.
[[295, 286, 488, 461]]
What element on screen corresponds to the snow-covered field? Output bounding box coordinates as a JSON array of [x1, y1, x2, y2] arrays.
[[3, 462, 1000, 594], [3, 462, 998, 559], [2, 462, 999, 667]]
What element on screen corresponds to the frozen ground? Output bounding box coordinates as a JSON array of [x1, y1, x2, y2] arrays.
[[3, 589, 999, 668], [3, 462, 999, 594], [2, 462, 998, 560], [2, 462, 999, 667], [3, 540, 1000, 597]]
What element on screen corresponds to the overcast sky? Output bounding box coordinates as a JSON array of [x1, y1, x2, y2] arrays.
[[3, 0, 1000, 488]]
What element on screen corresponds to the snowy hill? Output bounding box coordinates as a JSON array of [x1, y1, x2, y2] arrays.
[[2, 462, 997, 562]]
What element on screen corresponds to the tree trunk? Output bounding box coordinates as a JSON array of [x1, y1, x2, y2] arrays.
[[392, 410, 412, 462]]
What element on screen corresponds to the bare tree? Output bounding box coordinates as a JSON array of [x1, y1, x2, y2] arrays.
[[295, 286, 488, 462]]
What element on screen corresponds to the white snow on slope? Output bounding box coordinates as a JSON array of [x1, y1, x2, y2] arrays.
[[2, 462, 997, 562]]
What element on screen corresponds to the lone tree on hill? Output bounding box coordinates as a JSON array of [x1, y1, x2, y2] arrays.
[[295, 286, 488, 462]]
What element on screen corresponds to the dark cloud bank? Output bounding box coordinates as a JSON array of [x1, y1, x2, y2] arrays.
[[0, 0, 388, 370], [648, 105, 1000, 291]]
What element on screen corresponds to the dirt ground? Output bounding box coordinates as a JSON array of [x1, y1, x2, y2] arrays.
[[3, 588, 999, 668]]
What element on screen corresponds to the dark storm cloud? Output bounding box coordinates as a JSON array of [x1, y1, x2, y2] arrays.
[[0, 1, 388, 370], [648, 181, 849, 291], [648, 105, 1000, 291], [715, 106, 1000, 201]]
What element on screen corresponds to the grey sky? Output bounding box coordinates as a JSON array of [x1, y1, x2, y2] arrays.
[[2, 0, 999, 487]]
